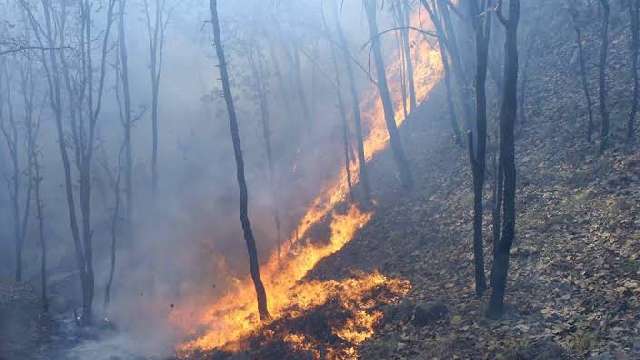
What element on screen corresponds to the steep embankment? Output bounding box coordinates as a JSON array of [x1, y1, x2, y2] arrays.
[[304, 2, 640, 359]]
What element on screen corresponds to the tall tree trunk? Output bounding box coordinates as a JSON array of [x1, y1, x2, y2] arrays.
[[143, 0, 166, 199], [210, 0, 270, 321], [437, 0, 474, 131], [118, 0, 133, 244], [80, 0, 116, 324], [629, 0, 639, 141], [35, 160, 46, 311], [104, 148, 122, 309], [268, 43, 293, 119], [400, 0, 417, 112], [248, 46, 282, 259], [490, 151, 503, 288], [568, 0, 595, 142], [332, 0, 371, 204], [421, 1, 463, 146], [0, 69, 26, 282], [598, 0, 610, 154], [364, 0, 413, 189], [23, 65, 46, 310], [468, 0, 492, 297], [393, 6, 409, 120], [292, 44, 312, 131], [21, 0, 92, 321], [488, 0, 520, 319], [329, 37, 354, 199], [518, 35, 533, 125]]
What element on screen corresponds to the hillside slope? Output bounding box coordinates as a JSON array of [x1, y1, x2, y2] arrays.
[[305, 2, 640, 358], [197, 2, 640, 359]]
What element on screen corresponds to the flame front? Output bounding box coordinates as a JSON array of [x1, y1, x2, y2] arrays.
[[171, 10, 444, 357]]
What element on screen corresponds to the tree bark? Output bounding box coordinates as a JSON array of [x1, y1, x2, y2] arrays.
[[467, 0, 492, 297], [248, 46, 282, 259], [364, 0, 413, 189], [399, 0, 417, 112], [518, 35, 533, 125], [488, 0, 520, 319], [331, 0, 372, 204], [490, 150, 503, 288], [0, 66, 31, 283], [421, 1, 463, 147], [118, 0, 133, 245], [210, 0, 270, 321], [143, 0, 167, 199], [568, 0, 595, 142], [629, 0, 639, 141], [598, 0, 610, 153], [329, 36, 354, 199], [437, 0, 474, 131]]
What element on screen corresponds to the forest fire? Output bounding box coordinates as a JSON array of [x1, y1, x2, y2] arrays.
[[171, 10, 444, 357]]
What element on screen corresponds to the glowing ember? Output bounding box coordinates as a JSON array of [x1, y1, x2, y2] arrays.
[[171, 8, 444, 357]]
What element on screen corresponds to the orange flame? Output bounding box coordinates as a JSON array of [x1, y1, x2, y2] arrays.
[[171, 9, 444, 356]]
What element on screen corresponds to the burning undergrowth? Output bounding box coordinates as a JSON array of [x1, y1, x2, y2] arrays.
[[181, 271, 410, 360]]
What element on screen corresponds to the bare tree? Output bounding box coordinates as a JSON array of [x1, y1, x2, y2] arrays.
[[0, 58, 33, 283], [629, 0, 639, 142], [143, 0, 170, 198], [19, 50, 45, 308], [437, 0, 475, 132], [115, 0, 136, 251], [247, 43, 283, 258], [518, 33, 533, 125], [100, 143, 124, 310], [393, 0, 417, 113], [209, 0, 270, 321], [467, 0, 492, 297], [21, 0, 117, 324], [363, 0, 413, 189], [598, 0, 610, 153], [328, 32, 355, 199], [488, 0, 520, 319], [330, 0, 372, 204], [421, 1, 463, 144], [568, 0, 595, 142]]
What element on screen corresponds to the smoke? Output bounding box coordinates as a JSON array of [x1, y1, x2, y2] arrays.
[[0, 0, 395, 357]]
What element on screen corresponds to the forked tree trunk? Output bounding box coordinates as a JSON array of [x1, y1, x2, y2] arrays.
[[209, 0, 270, 321], [488, 0, 520, 319], [364, 0, 413, 189]]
